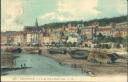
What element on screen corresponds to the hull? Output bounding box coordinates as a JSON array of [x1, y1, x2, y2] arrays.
[[5, 48, 22, 53], [24, 48, 41, 54], [48, 48, 67, 54], [69, 50, 90, 59]]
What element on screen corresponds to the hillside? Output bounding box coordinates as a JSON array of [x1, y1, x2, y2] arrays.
[[40, 16, 127, 29]]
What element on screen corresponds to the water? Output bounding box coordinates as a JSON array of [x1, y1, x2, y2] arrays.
[[3, 53, 87, 76]]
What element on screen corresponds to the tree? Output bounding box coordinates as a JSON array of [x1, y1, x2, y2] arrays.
[[123, 35, 128, 51], [66, 42, 72, 47], [94, 33, 105, 43], [124, 35, 128, 43]]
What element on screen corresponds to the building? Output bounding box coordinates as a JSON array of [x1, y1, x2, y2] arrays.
[[97, 26, 112, 36], [67, 33, 79, 43], [24, 19, 41, 45], [1, 32, 7, 45], [40, 32, 60, 46], [65, 24, 78, 33], [25, 31, 39, 45], [113, 22, 128, 37], [50, 33, 60, 43], [40, 33, 50, 45], [81, 25, 98, 40], [13, 31, 27, 46], [4, 31, 16, 45], [67, 36, 78, 43]]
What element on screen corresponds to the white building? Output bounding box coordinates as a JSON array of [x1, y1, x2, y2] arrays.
[[26, 32, 39, 45], [67, 36, 78, 43]]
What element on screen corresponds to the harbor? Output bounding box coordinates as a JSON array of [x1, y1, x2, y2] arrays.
[[1, 48, 87, 76], [1, 46, 127, 76]]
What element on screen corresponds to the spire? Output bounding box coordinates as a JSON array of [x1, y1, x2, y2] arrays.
[[35, 18, 38, 27]]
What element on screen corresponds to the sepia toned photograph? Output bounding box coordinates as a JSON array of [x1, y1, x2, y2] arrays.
[[1, 0, 128, 82]]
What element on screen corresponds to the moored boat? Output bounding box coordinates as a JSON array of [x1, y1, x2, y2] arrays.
[[48, 48, 67, 54], [24, 48, 42, 54], [69, 49, 90, 59], [5, 47, 22, 53], [87, 49, 120, 64]]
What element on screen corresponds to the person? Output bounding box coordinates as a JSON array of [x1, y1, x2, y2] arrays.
[[81, 68, 84, 73], [21, 64, 23, 68], [24, 63, 26, 67], [38, 50, 42, 55], [74, 64, 76, 68]]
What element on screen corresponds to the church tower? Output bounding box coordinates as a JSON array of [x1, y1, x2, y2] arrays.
[[35, 18, 40, 45], [35, 18, 39, 28]]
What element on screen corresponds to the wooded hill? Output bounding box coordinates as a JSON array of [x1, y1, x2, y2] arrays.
[[40, 16, 127, 29]]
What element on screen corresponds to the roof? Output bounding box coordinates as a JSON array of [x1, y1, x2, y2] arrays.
[[24, 26, 42, 32], [99, 28, 112, 31], [1, 31, 17, 36], [116, 22, 128, 26], [15, 31, 26, 35]]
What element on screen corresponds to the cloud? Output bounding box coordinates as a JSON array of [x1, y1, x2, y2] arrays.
[[116, 0, 127, 15], [1, 0, 24, 31], [39, 0, 100, 23], [3, 1, 23, 17], [97, 0, 127, 18], [39, 12, 75, 24], [39, 0, 127, 24], [57, 0, 99, 17], [1, 0, 127, 31]]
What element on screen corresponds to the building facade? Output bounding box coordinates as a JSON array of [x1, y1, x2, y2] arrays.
[[13, 31, 26, 46]]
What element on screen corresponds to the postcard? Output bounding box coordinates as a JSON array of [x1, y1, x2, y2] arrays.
[[1, 0, 128, 82]]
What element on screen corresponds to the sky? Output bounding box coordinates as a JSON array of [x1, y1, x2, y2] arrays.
[[1, 0, 127, 31]]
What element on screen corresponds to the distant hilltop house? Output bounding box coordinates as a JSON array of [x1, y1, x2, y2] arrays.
[[65, 24, 78, 33], [113, 22, 128, 37], [81, 22, 128, 41], [81, 22, 99, 40], [97, 22, 128, 37]]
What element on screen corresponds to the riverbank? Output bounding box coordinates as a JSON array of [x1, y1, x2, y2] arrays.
[[1, 46, 127, 76], [1, 53, 87, 76], [41, 49, 127, 76]]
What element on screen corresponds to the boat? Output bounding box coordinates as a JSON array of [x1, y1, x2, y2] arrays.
[[107, 53, 119, 63], [5, 47, 22, 53], [87, 49, 119, 64], [24, 48, 42, 54], [69, 49, 90, 59], [48, 48, 67, 54]]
